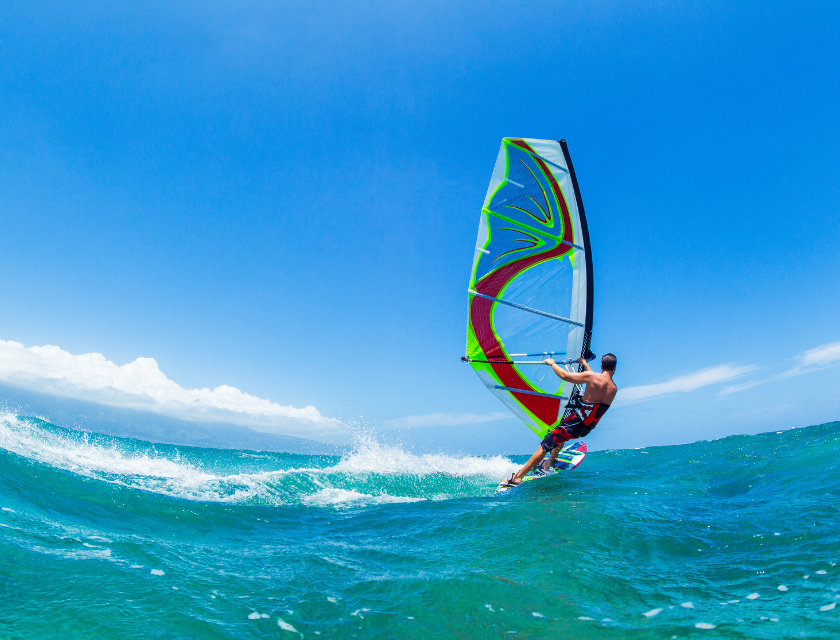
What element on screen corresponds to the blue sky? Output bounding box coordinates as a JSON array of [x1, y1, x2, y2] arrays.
[[1, 0, 838, 453]]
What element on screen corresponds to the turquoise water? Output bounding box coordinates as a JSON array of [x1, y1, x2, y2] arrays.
[[1, 414, 838, 638]]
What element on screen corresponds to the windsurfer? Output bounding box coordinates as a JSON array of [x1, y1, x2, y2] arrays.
[[503, 353, 618, 486]]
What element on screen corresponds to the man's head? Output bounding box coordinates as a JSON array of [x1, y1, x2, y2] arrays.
[[601, 353, 617, 373]]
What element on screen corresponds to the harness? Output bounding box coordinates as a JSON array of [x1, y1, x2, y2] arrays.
[[561, 398, 611, 438]]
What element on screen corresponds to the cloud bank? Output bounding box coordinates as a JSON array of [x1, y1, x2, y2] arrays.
[[618, 364, 757, 405], [0, 340, 339, 438], [386, 411, 512, 429]]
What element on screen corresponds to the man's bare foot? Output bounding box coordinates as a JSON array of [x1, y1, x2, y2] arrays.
[[504, 473, 522, 486]]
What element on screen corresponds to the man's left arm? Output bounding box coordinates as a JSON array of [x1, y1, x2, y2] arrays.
[[544, 358, 595, 384]]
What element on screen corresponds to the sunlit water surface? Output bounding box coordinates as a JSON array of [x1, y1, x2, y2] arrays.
[[1, 414, 838, 638]]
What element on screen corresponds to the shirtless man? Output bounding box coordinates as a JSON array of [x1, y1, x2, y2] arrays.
[[504, 353, 617, 486]]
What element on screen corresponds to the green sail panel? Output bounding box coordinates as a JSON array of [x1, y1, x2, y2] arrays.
[[466, 138, 594, 438]]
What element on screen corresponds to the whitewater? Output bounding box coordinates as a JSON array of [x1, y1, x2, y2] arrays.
[[1, 414, 838, 638]]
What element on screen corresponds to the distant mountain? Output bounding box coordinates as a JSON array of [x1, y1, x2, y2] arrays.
[[0, 383, 344, 455]]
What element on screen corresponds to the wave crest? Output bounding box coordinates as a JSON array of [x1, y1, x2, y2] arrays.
[[0, 414, 516, 507]]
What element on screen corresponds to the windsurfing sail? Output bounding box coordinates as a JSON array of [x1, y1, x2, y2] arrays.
[[463, 138, 594, 439]]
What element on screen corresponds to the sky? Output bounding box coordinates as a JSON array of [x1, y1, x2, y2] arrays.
[[1, 0, 839, 454]]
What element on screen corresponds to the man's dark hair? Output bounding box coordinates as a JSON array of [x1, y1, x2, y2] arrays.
[[601, 353, 617, 372]]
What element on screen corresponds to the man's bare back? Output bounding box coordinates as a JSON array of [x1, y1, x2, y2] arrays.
[[547, 357, 617, 406]]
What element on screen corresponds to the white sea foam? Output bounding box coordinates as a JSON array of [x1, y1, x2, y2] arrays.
[[695, 622, 716, 629], [643, 608, 663, 618], [38, 544, 113, 560], [0, 413, 328, 502], [302, 488, 422, 507], [277, 618, 298, 633], [0, 415, 510, 505], [0, 413, 187, 475], [248, 612, 269, 619], [328, 433, 518, 479]]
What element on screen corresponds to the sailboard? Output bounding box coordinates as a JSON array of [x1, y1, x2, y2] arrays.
[[495, 441, 587, 493], [463, 138, 595, 441]]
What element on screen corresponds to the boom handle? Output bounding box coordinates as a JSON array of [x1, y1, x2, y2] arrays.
[[461, 354, 596, 366]]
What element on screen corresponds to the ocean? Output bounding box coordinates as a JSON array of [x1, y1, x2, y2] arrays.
[[1, 414, 838, 638]]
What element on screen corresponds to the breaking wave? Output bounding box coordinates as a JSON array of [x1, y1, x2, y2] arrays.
[[0, 414, 517, 506]]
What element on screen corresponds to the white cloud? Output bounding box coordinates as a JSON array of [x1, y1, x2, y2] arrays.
[[386, 411, 511, 429], [0, 339, 340, 439], [797, 342, 840, 367], [722, 340, 840, 396], [718, 379, 766, 396], [618, 364, 757, 404]]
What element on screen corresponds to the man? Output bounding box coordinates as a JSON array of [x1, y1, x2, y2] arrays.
[[503, 353, 617, 486]]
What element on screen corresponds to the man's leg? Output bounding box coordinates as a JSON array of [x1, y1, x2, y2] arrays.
[[541, 445, 562, 471], [510, 446, 549, 484]]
